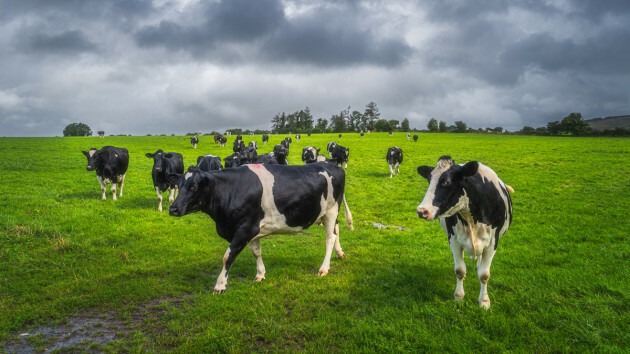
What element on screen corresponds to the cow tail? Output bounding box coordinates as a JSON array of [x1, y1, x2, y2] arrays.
[[342, 193, 354, 231]]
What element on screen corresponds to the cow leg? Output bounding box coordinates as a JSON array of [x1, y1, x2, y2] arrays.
[[396, 163, 400, 175], [118, 174, 126, 197], [155, 187, 163, 212], [334, 220, 344, 259], [168, 187, 176, 203], [111, 183, 117, 201], [389, 164, 394, 178], [249, 238, 266, 282], [477, 246, 497, 309], [214, 238, 249, 294], [319, 212, 339, 276], [97, 176, 107, 200], [450, 240, 466, 300]]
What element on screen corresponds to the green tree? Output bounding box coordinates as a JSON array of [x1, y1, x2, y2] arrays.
[[63, 122, 92, 137], [388, 119, 400, 131], [363, 101, 380, 131], [329, 108, 349, 132], [547, 121, 562, 136], [315, 118, 328, 132], [401, 118, 410, 131], [453, 121, 467, 133], [427, 118, 438, 132], [271, 112, 287, 133], [438, 120, 448, 132], [374, 119, 390, 132], [348, 110, 362, 132], [560, 112, 590, 135]]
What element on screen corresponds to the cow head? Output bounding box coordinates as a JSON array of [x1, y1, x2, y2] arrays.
[[243, 145, 258, 162], [302, 147, 319, 163], [168, 166, 209, 216], [331, 145, 349, 165], [82, 148, 99, 171], [146, 149, 175, 173], [224, 153, 244, 168], [416, 156, 479, 221]]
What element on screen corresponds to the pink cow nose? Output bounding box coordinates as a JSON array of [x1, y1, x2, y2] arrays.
[[417, 207, 431, 220]]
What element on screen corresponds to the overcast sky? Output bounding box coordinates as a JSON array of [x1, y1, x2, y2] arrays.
[[1, 0, 629, 136]]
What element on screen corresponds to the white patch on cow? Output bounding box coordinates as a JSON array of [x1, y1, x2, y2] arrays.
[[246, 165, 303, 237], [417, 158, 454, 219], [88, 149, 97, 157], [184, 172, 193, 180], [314, 171, 337, 224]]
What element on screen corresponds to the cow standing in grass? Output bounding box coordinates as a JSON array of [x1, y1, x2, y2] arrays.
[[82, 146, 129, 200], [302, 146, 320, 164], [190, 136, 199, 149], [146, 150, 185, 212], [262, 134, 269, 144], [386, 147, 403, 178], [416, 156, 513, 308], [413, 135, 418, 142], [168, 162, 353, 293]]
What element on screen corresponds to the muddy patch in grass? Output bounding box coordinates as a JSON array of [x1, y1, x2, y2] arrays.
[[3, 295, 192, 352]]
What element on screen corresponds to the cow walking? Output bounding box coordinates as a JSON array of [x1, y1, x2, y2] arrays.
[[190, 136, 199, 149], [262, 134, 269, 145], [386, 147, 403, 178], [82, 146, 129, 200], [146, 150, 185, 212], [406, 133, 411, 140], [413, 135, 418, 142], [416, 156, 513, 308], [168, 163, 353, 293]]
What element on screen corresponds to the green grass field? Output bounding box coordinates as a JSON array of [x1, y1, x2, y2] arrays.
[[1, 133, 628, 352]]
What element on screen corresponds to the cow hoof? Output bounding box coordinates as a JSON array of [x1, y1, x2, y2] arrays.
[[169, 198, 174, 203], [318, 269, 329, 276], [254, 275, 265, 282], [479, 298, 491, 309], [213, 289, 226, 294], [454, 292, 465, 301], [336, 252, 345, 260]]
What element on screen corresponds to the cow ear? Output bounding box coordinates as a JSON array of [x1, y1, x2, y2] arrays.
[[462, 161, 479, 177], [417, 166, 433, 181], [346, 148, 349, 156], [145, 153, 154, 158], [82, 150, 89, 157], [167, 173, 181, 185], [164, 153, 174, 159]]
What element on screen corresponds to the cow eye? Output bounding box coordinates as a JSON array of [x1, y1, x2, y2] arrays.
[[442, 180, 451, 187], [189, 185, 198, 193]]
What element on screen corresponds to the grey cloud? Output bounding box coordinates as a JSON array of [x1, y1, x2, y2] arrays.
[[15, 29, 98, 56]]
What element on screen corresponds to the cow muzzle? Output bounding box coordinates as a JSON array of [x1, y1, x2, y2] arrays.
[[417, 206, 436, 221], [168, 206, 182, 216], [86, 166, 94, 171]]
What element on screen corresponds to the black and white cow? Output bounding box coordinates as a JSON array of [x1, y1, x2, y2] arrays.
[[243, 145, 258, 163], [273, 144, 289, 165], [262, 134, 269, 144], [388, 131, 393, 136], [190, 136, 199, 149], [98, 131, 105, 138], [338, 134, 342, 138], [146, 150, 185, 212], [281, 137, 292, 149], [360, 132, 364, 137], [168, 162, 354, 293], [295, 134, 301, 143], [416, 155, 513, 309], [219, 136, 227, 148], [301, 146, 320, 164], [214, 134, 223, 144], [330, 145, 349, 169], [233, 140, 245, 153], [386, 147, 403, 178], [82, 146, 129, 200], [196, 154, 223, 171], [413, 135, 418, 142], [224, 152, 245, 169], [326, 142, 338, 158], [407, 133, 411, 140]]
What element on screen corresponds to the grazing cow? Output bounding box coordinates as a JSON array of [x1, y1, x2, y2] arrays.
[[98, 131, 105, 138], [82, 146, 129, 200], [233, 140, 245, 153], [249, 132, 254, 137], [196, 155, 223, 171], [224, 153, 245, 169], [407, 133, 411, 140], [416, 156, 513, 309], [326, 142, 338, 158], [386, 147, 403, 178], [262, 134, 269, 144], [330, 145, 350, 169], [214, 134, 223, 143], [190, 136, 199, 149], [301, 146, 320, 164], [307, 133, 311, 137], [296, 134, 301, 143], [338, 134, 342, 138], [146, 150, 185, 212], [413, 135, 418, 142], [168, 162, 354, 293], [225, 131, 231, 136], [273, 144, 289, 165], [219, 136, 227, 147]]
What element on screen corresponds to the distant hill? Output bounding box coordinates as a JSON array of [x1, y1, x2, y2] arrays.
[[585, 115, 630, 130]]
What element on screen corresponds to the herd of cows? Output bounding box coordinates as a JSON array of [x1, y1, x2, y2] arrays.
[[81, 133, 513, 308]]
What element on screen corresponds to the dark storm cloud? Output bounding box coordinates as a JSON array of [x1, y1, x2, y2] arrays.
[[0, 0, 155, 23], [134, 0, 411, 67], [14, 29, 98, 56]]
